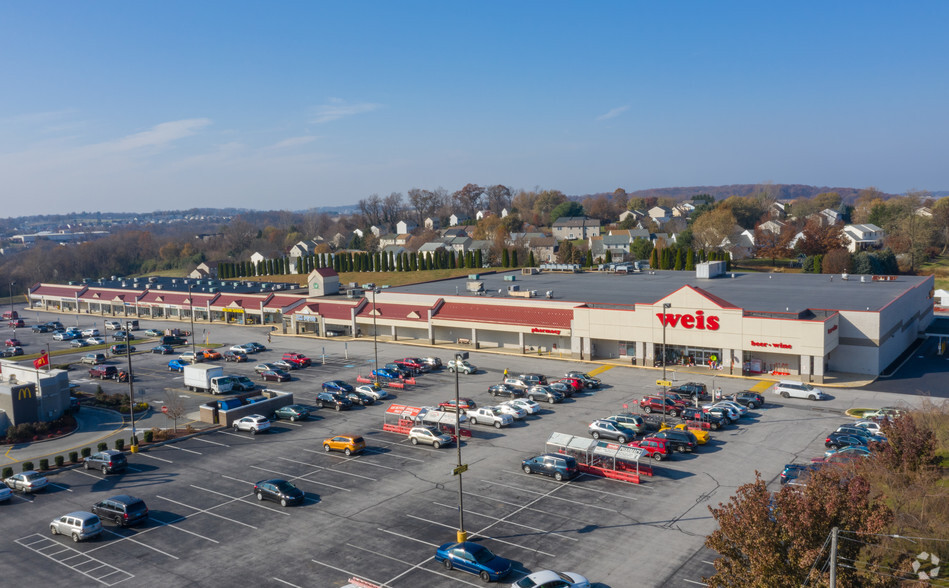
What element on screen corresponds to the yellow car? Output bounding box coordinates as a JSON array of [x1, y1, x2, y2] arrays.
[[660, 423, 710, 444], [322, 434, 366, 456]]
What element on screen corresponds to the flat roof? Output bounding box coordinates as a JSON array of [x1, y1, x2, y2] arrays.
[[387, 270, 931, 314], [67, 276, 305, 295]]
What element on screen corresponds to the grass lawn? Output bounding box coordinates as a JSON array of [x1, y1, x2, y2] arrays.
[[917, 255, 949, 291]]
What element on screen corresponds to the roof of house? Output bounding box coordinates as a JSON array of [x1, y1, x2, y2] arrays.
[[553, 216, 598, 227], [527, 237, 557, 248], [311, 268, 339, 278], [356, 302, 432, 323]]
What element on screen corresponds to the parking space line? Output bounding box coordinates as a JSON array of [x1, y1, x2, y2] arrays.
[[125, 465, 146, 472], [469, 479, 569, 558], [220, 474, 257, 485], [137, 452, 173, 463], [247, 464, 353, 492], [94, 527, 180, 560], [48, 482, 73, 492], [478, 480, 625, 511], [682, 579, 708, 586], [146, 515, 219, 543], [310, 558, 388, 588], [192, 437, 229, 447], [217, 431, 250, 439], [404, 514, 556, 557], [387, 558, 483, 588], [430, 502, 577, 541], [15, 534, 135, 586], [167, 445, 202, 455], [376, 528, 441, 547], [277, 456, 379, 481], [190, 484, 291, 516], [363, 446, 425, 462], [155, 495, 258, 529], [74, 469, 107, 480], [273, 578, 302, 588], [512, 472, 646, 499]]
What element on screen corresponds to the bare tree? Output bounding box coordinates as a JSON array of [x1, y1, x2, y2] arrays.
[[380, 192, 404, 227], [452, 183, 485, 219], [162, 390, 187, 434], [408, 188, 440, 225], [358, 194, 383, 227], [485, 184, 513, 214]]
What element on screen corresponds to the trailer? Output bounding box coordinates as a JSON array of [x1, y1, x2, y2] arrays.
[[183, 364, 233, 394], [544, 432, 652, 483], [382, 404, 471, 441]]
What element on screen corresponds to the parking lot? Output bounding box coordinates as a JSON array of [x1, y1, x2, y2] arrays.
[[2, 313, 935, 587]]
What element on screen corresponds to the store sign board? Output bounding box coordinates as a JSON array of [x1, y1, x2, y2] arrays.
[[656, 310, 720, 331]]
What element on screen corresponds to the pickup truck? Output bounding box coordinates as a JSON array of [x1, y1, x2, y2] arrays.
[[639, 395, 684, 417], [89, 365, 118, 379], [282, 352, 311, 368], [465, 407, 514, 429]]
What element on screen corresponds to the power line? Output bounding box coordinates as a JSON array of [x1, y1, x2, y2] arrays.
[[839, 530, 949, 543]]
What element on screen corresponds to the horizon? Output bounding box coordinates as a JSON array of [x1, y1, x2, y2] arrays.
[[1, 2, 947, 217]]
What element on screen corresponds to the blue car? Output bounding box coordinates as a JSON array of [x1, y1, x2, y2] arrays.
[[168, 359, 188, 372], [434, 541, 512, 582], [321, 380, 354, 393], [371, 368, 400, 380]]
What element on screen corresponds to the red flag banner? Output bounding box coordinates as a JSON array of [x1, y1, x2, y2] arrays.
[[33, 352, 49, 370]]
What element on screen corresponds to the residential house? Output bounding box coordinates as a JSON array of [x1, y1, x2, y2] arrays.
[[526, 236, 557, 264], [370, 225, 389, 237], [842, 224, 885, 253], [915, 207, 933, 218], [647, 206, 673, 225], [770, 201, 789, 219], [418, 241, 449, 255], [289, 239, 322, 259], [424, 217, 440, 230], [673, 202, 695, 218], [444, 236, 472, 253], [552, 216, 600, 240], [381, 244, 406, 258], [475, 210, 494, 221], [396, 220, 418, 235], [589, 235, 631, 261], [377, 234, 399, 249], [618, 210, 646, 224], [353, 228, 364, 238], [758, 220, 786, 235], [188, 261, 222, 280], [442, 227, 471, 238], [508, 232, 547, 246], [250, 251, 280, 266], [449, 213, 470, 226], [395, 234, 411, 247], [817, 209, 844, 226], [500, 208, 509, 218], [331, 231, 354, 249]]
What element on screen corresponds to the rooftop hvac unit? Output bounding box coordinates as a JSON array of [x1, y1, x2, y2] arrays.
[[156, 285, 164, 289]]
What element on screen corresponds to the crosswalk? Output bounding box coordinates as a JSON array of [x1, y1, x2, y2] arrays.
[[15, 534, 134, 586]]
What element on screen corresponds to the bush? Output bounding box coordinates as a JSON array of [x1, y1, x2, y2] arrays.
[[69, 451, 79, 463], [97, 442, 108, 452], [22, 461, 34, 471], [1, 466, 12, 478], [54, 455, 64, 467], [39, 458, 49, 471], [143, 430, 154, 443], [114, 438, 125, 450], [81, 447, 91, 458]]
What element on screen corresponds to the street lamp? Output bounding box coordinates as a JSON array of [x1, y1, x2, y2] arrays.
[[9, 281, 15, 337], [188, 284, 197, 360], [454, 351, 468, 543], [125, 321, 138, 453], [372, 288, 380, 387], [661, 302, 671, 425]]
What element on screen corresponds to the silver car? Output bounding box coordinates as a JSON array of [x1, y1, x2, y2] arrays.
[[356, 384, 388, 401], [4, 470, 48, 493], [408, 426, 452, 448], [50, 511, 102, 542]]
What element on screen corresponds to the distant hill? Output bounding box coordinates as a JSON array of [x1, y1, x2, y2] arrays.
[[624, 184, 901, 204]]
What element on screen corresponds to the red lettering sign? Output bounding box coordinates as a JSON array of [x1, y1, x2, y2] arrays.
[[750, 340, 793, 350], [656, 310, 720, 331], [827, 324, 838, 334], [531, 327, 561, 335]]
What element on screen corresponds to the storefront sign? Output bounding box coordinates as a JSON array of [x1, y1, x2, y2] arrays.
[[656, 310, 720, 331], [531, 327, 561, 335], [223, 308, 245, 314], [750, 340, 793, 349], [827, 324, 838, 334]]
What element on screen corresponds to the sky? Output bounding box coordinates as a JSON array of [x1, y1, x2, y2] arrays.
[[1, 1, 947, 217]]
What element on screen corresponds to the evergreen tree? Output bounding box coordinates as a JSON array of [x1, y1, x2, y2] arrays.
[[374, 252, 381, 272], [475, 249, 482, 268], [685, 249, 695, 271], [333, 253, 341, 272], [511, 249, 518, 267], [502, 249, 510, 267], [585, 249, 593, 267], [465, 251, 473, 268], [674, 248, 683, 270], [604, 250, 612, 263], [449, 250, 456, 268], [528, 250, 536, 267], [650, 247, 659, 269]]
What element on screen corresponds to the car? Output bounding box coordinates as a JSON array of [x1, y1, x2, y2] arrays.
[[47, 321, 64, 330], [271, 359, 298, 371], [32, 324, 51, 333], [323, 434, 366, 455], [704, 403, 740, 422], [393, 358, 425, 373], [548, 382, 575, 398], [628, 436, 672, 461], [825, 431, 868, 450], [863, 406, 905, 422], [282, 352, 311, 368], [91, 495, 149, 527], [104, 321, 122, 330], [421, 356, 443, 369], [160, 335, 188, 346], [229, 375, 257, 392], [518, 373, 548, 386], [254, 362, 279, 374], [853, 420, 884, 434], [86, 336, 105, 345], [663, 423, 710, 444], [233, 415, 271, 434], [50, 511, 103, 542], [81, 328, 100, 337], [496, 403, 527, 420], [356, 384, 388, 401], [835, 425, 886, 443], [151, 344, 175, 355], [713, 400, 749, 418], [110, 344, 135, 355], [780, 463, 819, 485], [589, 419, 636, 443], [343, 389, 376, 406], [502, 377, 530, 391], [83, 449, 128, 474], [734, 391, 766, 409], [80, 353, 106, 365], [168, 359, 189, 372], [408, 426, 452, 448], [527, 385, 564, 404], [467, 407, 514, 428], [2, 345, 24, 357], [8, 318, 25, 328], [639, 395, 682, 416], [488, 383, 524, 398], [823, 445, 873, 460], [557, 377, 584, 393], [273, 404, 310, 421], [316, 391, 353, 411], [503, 398, 541, 415], [144, 329, 164, 337], [772, 380, 828, 400], [247, 342, 267, 353], [447, 359, 477, 374], [223, 349, 247, 362], [112, 330, 132, 340], [178, 351, 203, 363], [231, 343, 255, 354], [67, 339, 88, 349], [201, 349, 222, 360], [4, 470, 49, 493], [669, 382, 709, 399], [438, 398, 477, 413], [261, 369, 291, 382], [435, 541, 512, 582], [371, 368, 400, 380], [322, 380, 355, 393], [565, 371, 601, 389], [701, 405, 734, 425], [0, 485, 11, 502], [511, 570, 592, 588], [254, 479, 304, 507], [89, 365, 117, 380], [521, 454, 579, 482], [606, 413, 646, 434], [384, 362, 413, 378], [52, 330, 74, 341]]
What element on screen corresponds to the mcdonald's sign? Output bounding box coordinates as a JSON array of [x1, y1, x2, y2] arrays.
[[18, 386, 34, 400]]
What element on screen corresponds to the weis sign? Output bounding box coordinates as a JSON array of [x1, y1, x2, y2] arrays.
[[656, 310, 720, 331]]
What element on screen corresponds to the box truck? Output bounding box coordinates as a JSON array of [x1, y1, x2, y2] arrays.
[[183, 364, 233, 394]]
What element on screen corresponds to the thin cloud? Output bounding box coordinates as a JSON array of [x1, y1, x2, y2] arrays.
[[265, 136, 317, 150], [596, 105, 629, 121], [0, 108, 77, 126], [309, 98, 381, 124], [108, 118, 211, 152]]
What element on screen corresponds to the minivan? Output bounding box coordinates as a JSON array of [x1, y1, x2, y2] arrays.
[[521, 453, 578, 481], [50, 511, 103, 542], [91, 495, 148, 527], [773, 381, 827, 400], [84, 450, 127, 474]]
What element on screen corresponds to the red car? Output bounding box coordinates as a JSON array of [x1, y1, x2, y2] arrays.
[[438, 398, 477, 413], [628, 436, 671, 461], [9, 319, 25, 328], [5, 338, 22, 347], [639, 395, 684, 417], [394, 358, 427, 373], [261, 369, 291, 382], [557, 377, 584, 393], [282, 352, 311, 368]]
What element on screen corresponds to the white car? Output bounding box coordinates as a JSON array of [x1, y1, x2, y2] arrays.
[[714, 400, 748, 417], [447, 359, 477, 374], [772, 380, 828, 400], [233, 415, 271, 435], [179, 352, 202, 363], [703, 403, 740, 422], [85, 337, 105, 345], [81, 328, 100, 337], [4, 470, 49, 493], [504, 398, 541, 415], [356, 384, 388, 401], [511, 570, 591, 588], [104, 321, 122, 330], [466, 407, 514, 429], [854, 420, 884, 434], [496, 403, 527, 420]]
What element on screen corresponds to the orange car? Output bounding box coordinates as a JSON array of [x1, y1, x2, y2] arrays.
[[201, 349, 222, 360], [322, 434, 366, 456]]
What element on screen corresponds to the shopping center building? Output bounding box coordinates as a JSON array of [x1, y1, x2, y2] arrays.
[[29, 263, 935, 382]]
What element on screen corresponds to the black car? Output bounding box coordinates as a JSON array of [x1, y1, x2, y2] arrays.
[[83, 450, 127, 474], [316, 391, 353, 411], [565, 371, 601, 389], [681, 406, 725, 430], [780, 463, 818, 485], [735, 391, 766, 409], [32, 324, 51, 333], [488, 384, 523, 398], [223, 350, 247, 362], [653, 429, 698, 453], [247, 342, 267, 353], [384, 363, 413, 377], [526, 385, 564, 404], [343, 390, 375, 406], [253, 479, 304, 507], [151, 344, 175, 355], [825, 432, 868, 450], [92, 494, 148, 527], [548, 382, 574, 398], [521, 454, 579, 482], [670, 382, 709, 399]]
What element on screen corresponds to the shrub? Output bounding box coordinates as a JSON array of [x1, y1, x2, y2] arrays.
[[114, 438, 125, 450], [143, 430, 154, 443], [54, 455, 64, 467], [22, 461, 34, 471], [81, 447, 92, 458], [97, 442, 108, 451], [39, 458, 49, 470], [69, 451, 79, 463], [1, 466, 12, 478]]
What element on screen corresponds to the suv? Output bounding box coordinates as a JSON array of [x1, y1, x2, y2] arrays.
[[825, 431, 868, 450], [589, 419, 636, 443], [233, 415, 271, 434], [773, 381, 827, 400], [629, 436, 671, 461], [282, 352, 311, 368], [526, 385, 564, 404], [447, 359, 476, 374], [104, 321, 122, 330], [735, 391, 766, 409], [565, 371, 601, 389], [394, 358, 427, 373], [84, 450, 127, 474], [316, 391, 353, 411], [681, 406, 724, 430], [639, 395, 683, 417], [91, 495, 148, 527], [653, 429, 698, 453], [80, 353, 107, 365], [521, 454, 579, 482], [466, 407, 514, 429], [488, 383, 523, 398], [518, 373, 548, 386], [89, 365, 118, 380], [438, 398, 477, 413], [110, 344, 135, 355], [606, 413, 646, 434], [81, 328, 100, 337], [502, 377, 530, 391], [408, 426, 452, 448], [421, 357, 443, 369], [323, 434, 366, 456], [50, 511, 102, 542], [230, 376, 256, 392], [669, 382, 709, 399]]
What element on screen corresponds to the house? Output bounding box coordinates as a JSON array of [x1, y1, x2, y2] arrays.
[[475, 210, 494, 221], [396, 220, 418, 234], [619, 210, 647, 224], [381, 244, 406, 257], [290, 239, 322, 258], [469, 240, 492, 257], [395, 234, 410, 247], [250, 251, 280, 266], [424, 217, 440, 230], [449, 213, 470, 226], [188, 261, 222, 280], [818, 209, 844, 226], [444, 236, 472, 253], [552, 216, 600, 240], [331, 231, 354, 249], [590, 235, 631, 261], [370, 225, 389, 237], [758, 220, 786, 235], [526, 236, 557, 264], [377, 234, 399, 249], [647, 206, 673, 225], [353, 228, 364, 238], [500, 208, 509, 218], [770, 201, 789, 219], [418, 241, 449, 255], [611, 228, 650, 240], [307, 268, 340, 297], [915, 207, 933, 218], [673, 202, 695, 217], [842, 224, 885, 253]]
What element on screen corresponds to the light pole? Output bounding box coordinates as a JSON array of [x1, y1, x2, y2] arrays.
[[125, 321, 138, 453], [372, 288, 380, 387], [9, 281, 15, 337], [661, 302, 671, 425], [454, 351, 468, 543], [188, 284, 197, 360]]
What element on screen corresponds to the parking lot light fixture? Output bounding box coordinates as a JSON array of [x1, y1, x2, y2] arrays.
[[126, 321, 138, 453], [9, 281, 15, 336], [454, 351, 468, 543], [188, 284, 197, 360], [372, 288, 380, 387], [662, 302, 671, 427]]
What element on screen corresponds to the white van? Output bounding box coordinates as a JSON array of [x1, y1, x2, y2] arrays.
[[772, 381, 827, 400], [104, 321, 122, 330]]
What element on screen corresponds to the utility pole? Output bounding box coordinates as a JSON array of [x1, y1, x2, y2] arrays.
[[829, 526, 838, 587]]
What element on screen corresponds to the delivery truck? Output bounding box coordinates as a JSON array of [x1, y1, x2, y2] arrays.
[[183, 364, 233, 394]]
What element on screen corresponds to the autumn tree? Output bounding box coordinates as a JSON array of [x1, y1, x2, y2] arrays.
[[821, 248, 852, 274], [452, 183, 485, 219], [932, 196, 949, 255], [485, 184, 512, 215], [380, 192, 404, 227], [548, 201, 584, 224], [691, 208, 739, 250], [719, 195, 766, 229], [532, 190, 568, 225], [852, 187, 885, 225], [407, 188, 441, 225], [795, 217, 846, 256], [753, 225, 793, 265], [358, 194, 384, 227], [888, 191, 934, 272]]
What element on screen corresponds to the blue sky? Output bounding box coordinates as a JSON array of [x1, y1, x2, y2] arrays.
[[1, 1, 947, 216]]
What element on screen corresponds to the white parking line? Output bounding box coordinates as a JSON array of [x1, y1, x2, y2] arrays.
[[220, 474, 257, 485], [93, 527, 180, 559], [47, 482, 73, 492], [147, 515, 219, 543], [273, 578, 302, 587], [126, 465, 146, 472], [74, 469, 105, 480], [217, 431, 251, 439], [190, 484, 291, 516], [167, 445, 202, 455], [404, 514, 556, 557], [15, 534, 134, 586], [192, 437, 229, 447], [278, 456, 379, 481], [682, 579, 708, 586], [377, 528, 440, 547], [363, 447, 425, 462], [512, 472, 647, 499], [477, 481, 622, 511], [430, 501, 577, 541], [137, 452, 173, 463], [310, 559, 388, 587], [156, 495, 258, 529]]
